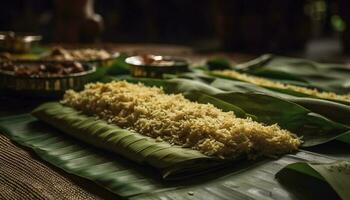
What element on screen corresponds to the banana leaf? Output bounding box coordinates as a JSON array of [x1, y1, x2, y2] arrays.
[[276, 161, 350, 200], [207, 54, 350, 94], [106, 76, 350, 147], [0, 114, 346, 199], [3, 76, 350, 199], [89, 54, 130, 82], [200, 75, 350, 128], [31, 102, 226, 180], [1, 54, 350, 199], [105, 53, 130, 75], [133, 152, 347, 200], [178, 72, 350, 143], [0, 114, 168, 198], [208, 70, 350, 106]]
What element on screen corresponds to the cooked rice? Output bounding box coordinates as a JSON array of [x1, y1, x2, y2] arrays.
[[212, 70, 350, 103], [61, 81, 300, 159]]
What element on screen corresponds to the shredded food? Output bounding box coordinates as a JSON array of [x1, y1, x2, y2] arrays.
[[212, 70, 350, 103], [44, 47, 111, 61], [62, 81, 301, 159]]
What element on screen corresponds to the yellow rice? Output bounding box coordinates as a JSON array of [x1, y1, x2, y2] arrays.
[[212, 70, 350, 103], [61, 81, 300, 159]]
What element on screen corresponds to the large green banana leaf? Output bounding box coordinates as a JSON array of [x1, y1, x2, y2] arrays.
[[0, 114, 168, 198], [209, 78, 350, 143], [2, 52, 350, 199], [180, 72, 350, 128], [105, 76, 350, 147], [208, 70, 350, 106], [32, 102, 226, 180], [277, 161, 350, 200], [211, 78, 350, 127], [207, 54, 350, 94], [135, 159, 349, 200], [165, 79, 350, 147], [0, 114, 347, 199]]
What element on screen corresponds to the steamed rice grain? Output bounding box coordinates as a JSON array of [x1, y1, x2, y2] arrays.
[[62, 81, 301, 159], [212, 70, 350, 103]]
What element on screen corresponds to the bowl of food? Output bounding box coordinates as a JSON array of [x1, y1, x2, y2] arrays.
[[42, 47, 119, 65], [0, 60, 96, 96], [0, 31, 42, 53], [125, 54, 189, 78]]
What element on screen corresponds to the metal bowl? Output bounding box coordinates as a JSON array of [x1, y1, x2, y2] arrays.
[[39, 50, 120, 77], [41, 51, 120, 64], [0, 31, 42, 53], [0, 61, 96, 97], [125, 55, 189, 78]]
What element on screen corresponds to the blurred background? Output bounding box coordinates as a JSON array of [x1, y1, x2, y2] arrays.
[[1, 0, 350, 60]]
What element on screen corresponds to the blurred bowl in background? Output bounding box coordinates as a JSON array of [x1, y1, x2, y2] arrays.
[[126, 54, 189, 78], [0, 31, 42, 53], [0, 60, 96, 97]]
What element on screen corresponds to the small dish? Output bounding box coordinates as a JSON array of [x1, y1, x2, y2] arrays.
[[125, 54, 189, 78], [41, 47, 119, 64], [0, 60, 96, 96], [0, 31, 42, 53]]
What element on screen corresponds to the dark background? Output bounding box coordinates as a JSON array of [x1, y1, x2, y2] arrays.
[[1, 0, 349, 58]]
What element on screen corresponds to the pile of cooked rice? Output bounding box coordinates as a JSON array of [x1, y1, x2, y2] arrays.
[[212, 70, 350, 103], [61, 81, 301, 159]]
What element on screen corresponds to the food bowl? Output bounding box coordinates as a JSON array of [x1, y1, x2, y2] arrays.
[[125, 54, 189, 78], [39, 47, 120, 80], [0, 31, 42, 53], [0, 60, 96, 96], [41, 47, 120, 66], [0, 46, 120, 67]]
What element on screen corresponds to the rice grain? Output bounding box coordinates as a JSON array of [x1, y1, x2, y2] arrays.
[[62, 81, 300, 159], [212, 70, 350, 103]]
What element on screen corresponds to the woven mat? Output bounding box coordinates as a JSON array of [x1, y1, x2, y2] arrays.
[[0, 134, 117, 200]]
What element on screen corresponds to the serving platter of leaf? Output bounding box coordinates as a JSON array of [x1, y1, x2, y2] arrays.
[[1, 54, 350, 199]]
